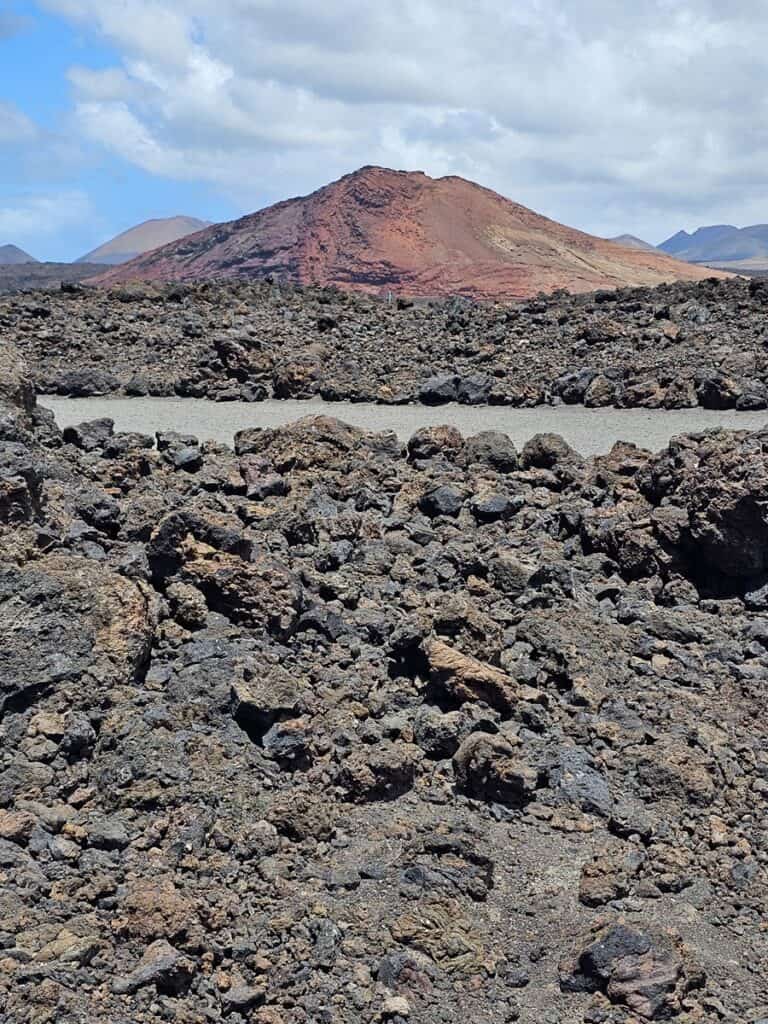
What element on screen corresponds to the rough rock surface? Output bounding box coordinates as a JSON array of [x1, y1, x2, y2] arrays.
[[2, 342, 768, 1022], [8, 275, 768, 409]]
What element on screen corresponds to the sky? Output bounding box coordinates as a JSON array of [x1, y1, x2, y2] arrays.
[[1, 0, 767, 261]]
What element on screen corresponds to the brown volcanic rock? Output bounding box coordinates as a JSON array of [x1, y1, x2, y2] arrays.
[[5, 382, 768, 1020], [90, 166, 728, 299]]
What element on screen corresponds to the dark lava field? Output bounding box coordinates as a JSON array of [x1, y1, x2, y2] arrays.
[[6, 275, 768, 411], [2, 313, 768, 1023]]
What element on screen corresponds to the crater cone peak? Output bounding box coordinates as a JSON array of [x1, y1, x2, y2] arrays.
[[93, 165, 729, 299]]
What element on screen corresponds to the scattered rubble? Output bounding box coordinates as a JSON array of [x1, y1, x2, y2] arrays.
[[2, 340, 768, 1022], [6, 275, 768, 409]]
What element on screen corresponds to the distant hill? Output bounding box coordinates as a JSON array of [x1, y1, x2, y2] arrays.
[[608, 234, 658, 252], [90, 166, 728, 300], [0, 244, 37, 265], [76, 216, 211, 266], [659, 224, 768, 270]]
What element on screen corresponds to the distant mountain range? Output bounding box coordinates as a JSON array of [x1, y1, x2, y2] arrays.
[[659, 224, 768, 270], [76, 216, 211, 265], [0, 244, 38, 265], [90, 167, 726, 300], [4, 195, 744, 300]]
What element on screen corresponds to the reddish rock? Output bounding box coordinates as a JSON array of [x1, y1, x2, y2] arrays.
[[91, 167, 727, 300]]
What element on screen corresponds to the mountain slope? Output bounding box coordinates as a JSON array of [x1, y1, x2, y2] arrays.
[[660, 224, 768, 269], [92, 167, 729, 299], [608, 234, 658, 252], [77, 216, 210, 265], [0, 244, 37, 265]]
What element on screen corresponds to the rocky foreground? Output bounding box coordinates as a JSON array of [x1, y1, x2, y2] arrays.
[[6, 275, 768, 410], [2, 340, 768, 1024]]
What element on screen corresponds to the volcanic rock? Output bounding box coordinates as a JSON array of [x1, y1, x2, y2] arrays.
[[112, 939, 195, 995], [561, 923, 698, 1020], [9, 276, 768, 410], [423, 639, 519, 714], [0, 339, 766, 1023], [453, 733, 538, 806]]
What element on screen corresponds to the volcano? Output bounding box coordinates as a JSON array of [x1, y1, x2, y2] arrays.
[[78, 216, 210, 266], [92, 167, 728, 299], [0, 244, 37, 265]]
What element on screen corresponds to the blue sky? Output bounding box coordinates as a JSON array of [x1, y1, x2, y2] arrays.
[[2, 2, 768, 262], [1, 1, 241, 259]]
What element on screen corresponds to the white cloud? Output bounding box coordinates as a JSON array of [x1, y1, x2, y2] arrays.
[[67, 65, 137, 102], [38, 0, 768, 240], [0, 102, 38, 144], [0, 191, 95, 241]]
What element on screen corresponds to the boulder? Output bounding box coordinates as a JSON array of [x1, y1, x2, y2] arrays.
[[663, 377, 698, 408], [584, 373, 619, 407], [338, 741, 420, 802], [56, 367, 119, 397], [469, 492, 516, 522], [418, 374, 459, 405], [413, 707, 467, 759], [231, 666, 304, 741], [552, 368, 596, 403], [0, 555, 152, 714], [560, 923, 694, 1021], [0, 442, 44, 523], [457, 374, 491, 404], [547, 746, 613, 818], [62, 417, 115, 451], [407, 424, 464, 462], [0, 340, 35, 415], [462, 430, 519, 471], [418, 485, 465, 518], [116, 878, 197, 942], [182, 546, 302, 634], [579, 843, 644, 906], [735, 380, 768, 410], [695, 370, 740, 409], [112, 939, 195, 995], [453, 733, 537, 806], [521, 432, 579, 469], [656, 429, 768, 577], [636, 737, 714, 806], [235, 415, 399, 471], [423, 638, 518, 715], [488, 551, 536, 597]]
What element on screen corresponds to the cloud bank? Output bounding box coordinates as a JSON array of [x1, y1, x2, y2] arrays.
[[15, 1, 768, 242], [0, 191, 94, 248]]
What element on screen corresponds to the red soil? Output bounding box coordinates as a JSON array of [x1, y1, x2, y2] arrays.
[[92, 167, 729, 300]]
